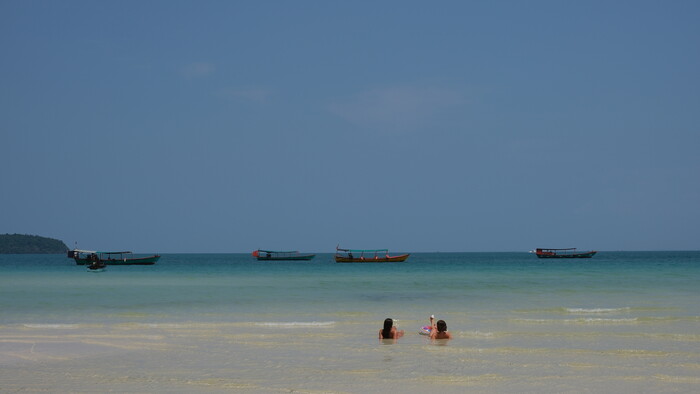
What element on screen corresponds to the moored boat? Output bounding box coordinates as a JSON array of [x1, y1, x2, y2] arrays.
[[68, 249, 160, 265], [533, 248, 597, 258], [86, 253, 107, 271], [334, 246, 410, 263], [252, 249, 316, 261]]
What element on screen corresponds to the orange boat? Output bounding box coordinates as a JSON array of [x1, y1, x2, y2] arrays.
[[334, 246, 410, 263]]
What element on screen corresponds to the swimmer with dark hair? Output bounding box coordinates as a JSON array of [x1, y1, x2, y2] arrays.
[[379, 318, 405, 340], [429, 315, 452, 340]]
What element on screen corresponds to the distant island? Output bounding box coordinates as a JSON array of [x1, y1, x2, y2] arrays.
[[0, 234, 69, 254]]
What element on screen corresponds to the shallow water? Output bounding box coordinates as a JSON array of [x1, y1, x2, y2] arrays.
[[1, 252, 699, 392]]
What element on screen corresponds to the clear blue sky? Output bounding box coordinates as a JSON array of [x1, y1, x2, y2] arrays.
[[2, 1, 699, 253]]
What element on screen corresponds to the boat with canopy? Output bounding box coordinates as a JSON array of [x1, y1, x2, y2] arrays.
[[67, 249, 160, 265], [252, 249, 316, 261], [334, 246, 410, 263], [532, 248, 597, 258]]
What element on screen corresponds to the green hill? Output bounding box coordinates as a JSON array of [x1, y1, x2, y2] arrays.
[[0, 234, 69, 254]]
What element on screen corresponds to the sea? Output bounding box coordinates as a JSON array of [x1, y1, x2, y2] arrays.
[[1, 252, 699, 393]]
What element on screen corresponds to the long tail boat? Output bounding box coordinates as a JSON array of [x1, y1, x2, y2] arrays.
[[334, 246, 410, 263], [533, 248, 597, 258], [67, 249, 160, 265], [252, 249, 316, 261]]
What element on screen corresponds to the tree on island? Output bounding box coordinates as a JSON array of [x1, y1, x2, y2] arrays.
[[0, 234, 69, 254]]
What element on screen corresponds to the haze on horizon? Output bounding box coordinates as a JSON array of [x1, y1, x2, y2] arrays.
[[2, 1, 699, 253]]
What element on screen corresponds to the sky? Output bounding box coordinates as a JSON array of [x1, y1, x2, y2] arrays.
[[2, 0, 699, 253]]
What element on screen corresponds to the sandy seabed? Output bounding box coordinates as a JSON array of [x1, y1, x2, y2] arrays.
[[2, 319, 699, 393]]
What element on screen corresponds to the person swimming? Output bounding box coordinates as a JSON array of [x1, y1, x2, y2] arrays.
[[379, 318, 405, 340], [428, 315, 452, 340]]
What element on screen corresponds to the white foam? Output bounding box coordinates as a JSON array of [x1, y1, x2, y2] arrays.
[[130, 323, 190, 329], [255, 321, 335, 328], [515, 318, 639, 324], [566, 307, 631, 314], [572, 318, 638, 324], [462, 330, 496, 338], [23, 324, 80, 329]]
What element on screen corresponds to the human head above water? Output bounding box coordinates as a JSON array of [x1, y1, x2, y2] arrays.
[[436, 320, 447, 332], [382, 318, 394, 338], [383, 318, 393, 331]]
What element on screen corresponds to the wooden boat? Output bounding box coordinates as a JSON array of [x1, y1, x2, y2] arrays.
[[252, 249, 316, 261], [84, 252, 106, 271], [533, 248, 597, 258], [334, 246, 410, 263], [86, 259, 107, 272], [68, 249, 160, 265]]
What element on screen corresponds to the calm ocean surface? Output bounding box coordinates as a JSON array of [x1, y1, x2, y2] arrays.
[[1, 252, 698, 393]]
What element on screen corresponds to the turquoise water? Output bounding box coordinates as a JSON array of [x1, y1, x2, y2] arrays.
[[1, 252, 699, 392]]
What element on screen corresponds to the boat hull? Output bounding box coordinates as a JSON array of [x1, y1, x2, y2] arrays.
[[536, 251, 597, 258], [74, 255, 160, 265], [256, 254, 316, 261], [334, 254, 410, 263]]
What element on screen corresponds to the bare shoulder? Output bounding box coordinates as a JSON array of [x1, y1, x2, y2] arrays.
[[434, 331, 452, 340]]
